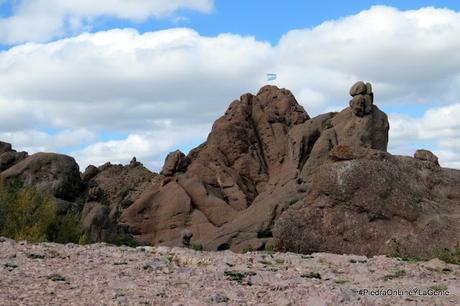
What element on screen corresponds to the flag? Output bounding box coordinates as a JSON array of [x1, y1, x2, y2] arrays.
[[266, 73, 277, 81]]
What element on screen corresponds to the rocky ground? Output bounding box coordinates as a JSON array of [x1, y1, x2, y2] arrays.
[[0, 238, 459, 305]]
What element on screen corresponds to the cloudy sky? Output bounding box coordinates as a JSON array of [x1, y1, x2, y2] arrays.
[[1, 0, 460, 170]]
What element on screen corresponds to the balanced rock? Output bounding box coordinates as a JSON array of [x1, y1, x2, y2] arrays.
[[349, 81, 374, 117], [349, 81, 367, 96]]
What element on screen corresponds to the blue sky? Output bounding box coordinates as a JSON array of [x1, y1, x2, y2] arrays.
[[3, 1, 460, 47], [1, 0, 460, 170]]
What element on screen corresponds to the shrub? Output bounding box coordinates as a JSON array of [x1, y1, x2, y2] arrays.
[[0, 181, 55, 242], [0, 180, 83, 243], [46, 209, 82, 244], [191, 243, 203, 251], [114, 235, 138, 247], [434, 245, 460, 265], [78, 233, 92, 245]]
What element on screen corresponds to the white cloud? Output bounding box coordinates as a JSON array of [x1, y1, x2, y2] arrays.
[[0, 129, 96, 153], [0, 28, 272, 131], [388, 103, 460, 169], [72, 124, 210, 170], [0, 0, 214, 44], [1, 6, 460, 170]]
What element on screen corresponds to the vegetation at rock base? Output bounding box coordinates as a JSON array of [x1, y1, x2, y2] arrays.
[[383, 269, 406, 281], [0, 179, 83, 243], [434, 245, 460, 265], [301, 272, 322, 279], [388, 246, 460, 266]]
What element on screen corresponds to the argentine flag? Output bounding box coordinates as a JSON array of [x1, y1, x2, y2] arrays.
[[266, 73, 277, 81]]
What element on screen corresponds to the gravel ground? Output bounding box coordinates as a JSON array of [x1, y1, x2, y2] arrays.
[[0, 237, 459, 305]]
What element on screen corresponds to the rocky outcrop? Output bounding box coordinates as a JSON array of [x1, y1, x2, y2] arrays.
[[0, 143, 158, 243], [120, 83, 393, 252], [1, 82, 459, 258], [0, 141, 28, 172], [273, 149, 460, 257], [120, 82, 459, 257], [81, 160, 159, 242], [1, 152, 83, 202]]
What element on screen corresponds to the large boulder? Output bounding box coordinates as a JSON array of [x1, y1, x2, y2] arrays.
[[1, 152, 83, 202], [273, 151, 460, 256]]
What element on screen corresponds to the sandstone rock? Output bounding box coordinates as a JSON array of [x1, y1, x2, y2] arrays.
[[1, 153, 83, 202], [121, 82, 460, 258], [273, 153, 460, 257], [81, 165, 100, 181], [2, 82, 459, 260], [81, 160, 158, 242], [0, 141, 12, 154], [349, 94, 372, 117], [0, 150, 28, 172], [161, 150, 190, 176], [121, 85, 311, 248], [81, 202, 115, 242], [349, 81, 374, 117], [414, 149, 439, 166]]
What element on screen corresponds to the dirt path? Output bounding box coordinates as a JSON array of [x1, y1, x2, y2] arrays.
[[0, 237, 458, 305]]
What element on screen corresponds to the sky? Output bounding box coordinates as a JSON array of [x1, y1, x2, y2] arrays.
[[1, 0, 460, 170]]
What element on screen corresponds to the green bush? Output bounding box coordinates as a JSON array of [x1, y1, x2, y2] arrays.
[[0, 180, 83, 243], [78, 233, 92, 245], [434, 245, 460, 265], [46, 209, 82, 243], [114, 235, 138, 247]]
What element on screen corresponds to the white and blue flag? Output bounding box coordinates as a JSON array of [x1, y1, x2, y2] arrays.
[[266, 73, 277, 81]]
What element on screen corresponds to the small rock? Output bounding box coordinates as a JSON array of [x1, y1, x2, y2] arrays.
[[129, 157, 141, 168], [414, 149, 439, 166], [181, 229, 193, 247], [211, 292, 229, 303], [422, 258, 448, 272], [329, 145, 354, 161], [277, 297, 292, 306]]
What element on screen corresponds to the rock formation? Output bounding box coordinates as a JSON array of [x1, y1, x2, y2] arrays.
[[120, 82, 459, 257], [0, 141, 28, 172], [1, 81, 459, 258]]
